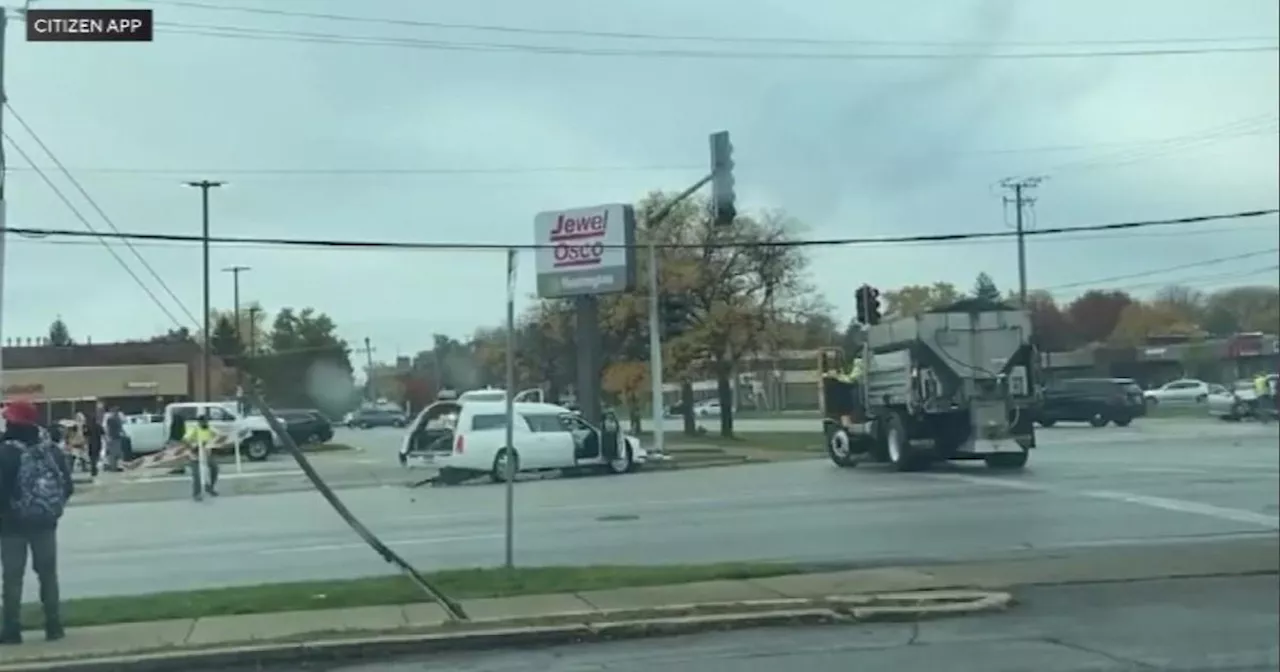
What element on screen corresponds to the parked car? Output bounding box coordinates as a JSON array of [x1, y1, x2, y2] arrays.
[[347, 408, 408, 428], [693, 400, 721, 417], [398, 399, 646, 481], [1035, 378, 1146, 427], [1143, 379, 1211, 407]]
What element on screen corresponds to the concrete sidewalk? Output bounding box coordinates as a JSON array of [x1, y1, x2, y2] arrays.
[[1, 535, 1274, 670]]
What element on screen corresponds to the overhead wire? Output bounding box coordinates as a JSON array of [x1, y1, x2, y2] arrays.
[[10, 11, 1276, 61], [128, 0, 1280, 49], [1, 131, 189, 328], [3, 209, 1275, 251], [9, 125, 1279, 181], [3, 102, 201, 329], [1043, 249, 1280, 291]]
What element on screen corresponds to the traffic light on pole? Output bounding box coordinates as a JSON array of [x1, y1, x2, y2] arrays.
[[709, 130, 736, 227], [866, 287, 882, 325], [660, 293, 693, 339], [854, 285, 869, 325]]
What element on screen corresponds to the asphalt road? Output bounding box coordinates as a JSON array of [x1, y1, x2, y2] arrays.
[[43, 420, 1278, 600], [320, 574, 1280, 672]]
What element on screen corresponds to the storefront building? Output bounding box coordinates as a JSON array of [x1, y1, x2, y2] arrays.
[[1, 341, 230, 422]]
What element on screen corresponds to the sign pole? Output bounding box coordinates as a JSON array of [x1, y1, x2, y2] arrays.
[[503, 248, 517, 569]]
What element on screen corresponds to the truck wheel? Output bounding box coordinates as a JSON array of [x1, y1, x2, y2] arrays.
[[1037, 419, 1057, 428], [826, 428, 858, 468], [985, 450, 1028, 470], [1111, 415, 1133, 427], [1088, 414, 1108, 428], [885, 414, 923, 472], [244, 437, 272, 462]]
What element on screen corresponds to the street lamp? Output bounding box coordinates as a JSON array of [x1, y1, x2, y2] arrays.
[[222, 265, 250, 399], [185, 180, 226, 402]]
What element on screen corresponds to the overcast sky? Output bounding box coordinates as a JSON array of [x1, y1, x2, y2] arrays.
[[5, 0, 1278, 362]]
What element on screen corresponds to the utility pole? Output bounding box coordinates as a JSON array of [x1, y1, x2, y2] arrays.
[[185, 180, 226, 402], [363, 336, 375, 401], [0, 10, 9, 400], [1000, 177, 1042, 305], [223, 265, 250, 396], [246, 305, 261, 359]]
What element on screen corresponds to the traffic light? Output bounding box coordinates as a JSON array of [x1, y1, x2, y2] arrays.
[[855, 285, 884, 325], [866, 286, 882, 325], [660, 293, 694, 339], [709, 130, 736, 227]]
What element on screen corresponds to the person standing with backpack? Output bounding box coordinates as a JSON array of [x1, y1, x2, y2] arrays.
[[0, 400, 73, 644]]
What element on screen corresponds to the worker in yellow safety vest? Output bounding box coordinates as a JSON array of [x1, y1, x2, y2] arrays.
[[184, 415, 221, 501]]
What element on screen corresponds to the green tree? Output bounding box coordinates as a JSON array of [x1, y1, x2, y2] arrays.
[[882, 282, 961, 318], [254, 307, 354, 412], [47, 317, 72, 346], [634, 192, 816, 438], [210, 315, 242, 359], [972, 273, 1002, 302]]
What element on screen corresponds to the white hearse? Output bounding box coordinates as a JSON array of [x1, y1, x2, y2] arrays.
[[398, 399, 646, 481]]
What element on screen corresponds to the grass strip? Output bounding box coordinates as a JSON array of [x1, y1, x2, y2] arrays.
[[22, 562, 800, 629]]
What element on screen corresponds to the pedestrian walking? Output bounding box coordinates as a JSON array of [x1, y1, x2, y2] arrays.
[[184, 414, 220, 501], [83, 409, 103, 478], [0, 400, 73, 644]]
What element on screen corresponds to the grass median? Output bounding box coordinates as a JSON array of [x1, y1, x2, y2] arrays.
[[21, 562, 801, 629]]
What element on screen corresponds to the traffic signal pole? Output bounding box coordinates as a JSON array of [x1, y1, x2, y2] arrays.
[[647, 173, 713, 455]]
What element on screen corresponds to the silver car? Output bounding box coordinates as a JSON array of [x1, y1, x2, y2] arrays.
[[1207, 377, 1276, 420]]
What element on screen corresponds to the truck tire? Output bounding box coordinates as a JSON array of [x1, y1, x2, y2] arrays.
[[1037, 419, 1057, 428], [885, 414, 924, 472], [244, 435, 273, 462], [826, 427, 858, 468], [1088, 414, 1108, 428], [985, 450, 1028, 470]]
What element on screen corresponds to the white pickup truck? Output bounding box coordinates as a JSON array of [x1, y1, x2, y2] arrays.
[[127, 402, 280, 461]]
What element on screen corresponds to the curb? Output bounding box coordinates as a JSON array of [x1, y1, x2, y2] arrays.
[[0, 591, 1011, 672]]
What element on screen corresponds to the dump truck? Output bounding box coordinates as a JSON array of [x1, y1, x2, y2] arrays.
[[819, 299, 1039, 471]]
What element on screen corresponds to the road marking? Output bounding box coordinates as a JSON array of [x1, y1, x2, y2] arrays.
[[257, 533, 503, 555], [931, 474, 1280, 529]]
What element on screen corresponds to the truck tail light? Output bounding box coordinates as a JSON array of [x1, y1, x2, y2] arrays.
[[454, 435, 465, 454]]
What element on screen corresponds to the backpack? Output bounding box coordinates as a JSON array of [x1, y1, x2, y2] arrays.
[[9, 440, 67, 525]]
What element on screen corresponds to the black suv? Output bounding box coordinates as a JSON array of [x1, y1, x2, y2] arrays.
[[1036, 378, 1146, 428], [276, 409, 335, 444]]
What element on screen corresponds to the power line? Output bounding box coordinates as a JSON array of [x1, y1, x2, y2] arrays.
[[4, 164, 702, 177], [8, 126, 1278, 181], [3, 209, 1275, 251], [1, 131, 189, 328], [7, 218, 1263, 253], [1044, 249, 1280, 291], [3, 102, 201, 329], [11, 12, 1275, 61], [1039, 113, 1280, 177], [1045, 264, 1280, 297], [128, 0, 1280, 49]]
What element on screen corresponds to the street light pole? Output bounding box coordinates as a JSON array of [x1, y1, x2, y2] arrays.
[[223, 265, 250, 405], [186, 180, 226, 402]]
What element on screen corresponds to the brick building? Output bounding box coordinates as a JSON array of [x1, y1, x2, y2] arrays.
[[1, 340, 232, 423]]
